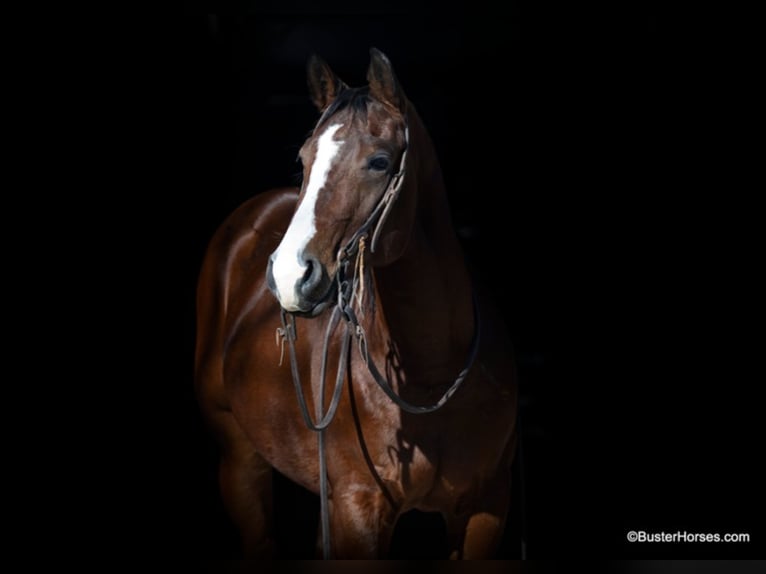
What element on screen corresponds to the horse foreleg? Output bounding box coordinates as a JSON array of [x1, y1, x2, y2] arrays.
[[444, 466, 511, 559], [215, 413, 276, 558], [323, 483, 397, 558]]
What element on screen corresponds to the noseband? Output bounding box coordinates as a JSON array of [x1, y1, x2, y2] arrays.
[[275, 120, 481, 559]]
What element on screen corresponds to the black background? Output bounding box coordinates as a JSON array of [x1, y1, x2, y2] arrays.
[[82, 0, 763, 560]]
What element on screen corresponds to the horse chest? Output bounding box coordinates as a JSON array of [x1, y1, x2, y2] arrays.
[[334, 362, 513, 503]]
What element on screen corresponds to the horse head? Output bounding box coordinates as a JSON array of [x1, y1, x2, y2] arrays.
[[267, 49, 415, 316]]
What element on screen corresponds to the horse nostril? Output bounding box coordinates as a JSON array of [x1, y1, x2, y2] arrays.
[[266, 253, 277, 293], [299, 254, 323, 298], [302, 259, 314, 283]]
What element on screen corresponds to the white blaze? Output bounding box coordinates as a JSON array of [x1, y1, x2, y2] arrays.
[[272, 123, 343, 311]]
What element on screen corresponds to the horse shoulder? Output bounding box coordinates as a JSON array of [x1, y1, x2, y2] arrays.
[[195, 188, 298, 413]]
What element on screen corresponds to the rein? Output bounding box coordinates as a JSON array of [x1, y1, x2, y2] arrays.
[[275, 124, 482, 558]]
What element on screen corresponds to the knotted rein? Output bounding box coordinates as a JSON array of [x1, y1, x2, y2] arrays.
[[276, 126, 481, 558]]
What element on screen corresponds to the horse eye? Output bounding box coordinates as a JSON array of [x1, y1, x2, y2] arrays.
[[367, 156, 390, 172]]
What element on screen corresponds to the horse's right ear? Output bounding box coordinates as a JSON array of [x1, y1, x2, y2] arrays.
[[307, 54, 346, 112]]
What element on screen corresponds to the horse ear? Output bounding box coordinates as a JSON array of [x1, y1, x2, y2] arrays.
[[367, 48, 406, 114], [307, 54, 346, 112]]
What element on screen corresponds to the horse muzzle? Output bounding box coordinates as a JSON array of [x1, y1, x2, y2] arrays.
[[267, 251, 335, 317]]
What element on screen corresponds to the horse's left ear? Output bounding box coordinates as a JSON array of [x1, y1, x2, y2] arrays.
[[367, 48, 407, 114], [307, 54, 347, 112]]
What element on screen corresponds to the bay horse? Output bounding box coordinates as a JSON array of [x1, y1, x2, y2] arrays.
[[195, 48, 518, 559]]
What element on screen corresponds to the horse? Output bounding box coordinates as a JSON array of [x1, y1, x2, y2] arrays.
[[195, 48, 518, 559]]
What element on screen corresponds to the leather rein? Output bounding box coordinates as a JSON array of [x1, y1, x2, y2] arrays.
[[276, 125, 481, 558]]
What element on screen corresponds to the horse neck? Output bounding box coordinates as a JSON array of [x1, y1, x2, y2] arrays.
[[368, 106, 475, 387]]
